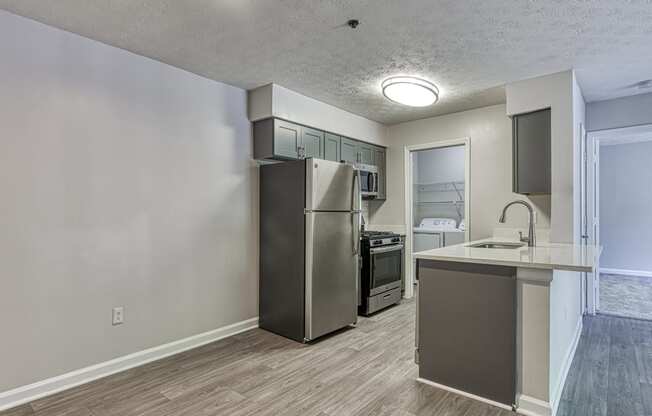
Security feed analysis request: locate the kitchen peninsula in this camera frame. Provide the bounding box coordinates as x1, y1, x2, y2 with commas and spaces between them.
413, 237, 601, 416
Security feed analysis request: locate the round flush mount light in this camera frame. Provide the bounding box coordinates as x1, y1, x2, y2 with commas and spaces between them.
381, 76, 439, 107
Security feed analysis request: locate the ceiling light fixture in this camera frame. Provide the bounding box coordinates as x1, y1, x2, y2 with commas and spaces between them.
381, 76, 439, 107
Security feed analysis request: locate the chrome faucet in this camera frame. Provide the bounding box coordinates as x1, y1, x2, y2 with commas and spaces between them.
498, 200, 536, 247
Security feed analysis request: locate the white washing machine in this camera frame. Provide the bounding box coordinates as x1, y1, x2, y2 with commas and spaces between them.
413, 218, 465, 252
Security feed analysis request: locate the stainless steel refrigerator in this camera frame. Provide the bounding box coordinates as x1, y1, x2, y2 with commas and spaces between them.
259, 158, 360, 342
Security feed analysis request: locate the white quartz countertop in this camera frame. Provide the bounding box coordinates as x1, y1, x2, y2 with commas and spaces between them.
413, 238, 601, 272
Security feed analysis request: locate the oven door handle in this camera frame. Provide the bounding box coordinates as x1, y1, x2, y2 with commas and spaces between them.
369, 244, 404, 254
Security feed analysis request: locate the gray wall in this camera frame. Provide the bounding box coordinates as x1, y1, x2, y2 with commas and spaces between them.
599, 140, 652, 272
415, 146, 465, 184
587, 92, 652, 131
371, 104, 551, 240
0, 11, 258, 391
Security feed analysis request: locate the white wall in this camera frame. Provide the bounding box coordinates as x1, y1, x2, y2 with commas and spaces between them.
587, 92, 652, 131
248, 84, 387, 146
546, 73, 585, 406
506, 71, 577, 244
371, 104, 550, 239
506, 71, 585, 409
0, 10, 258, 392
600, 140, 652, 272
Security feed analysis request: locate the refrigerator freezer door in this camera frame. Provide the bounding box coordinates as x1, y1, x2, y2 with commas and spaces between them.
306, 159, 357, 212
305, 211, 358, 341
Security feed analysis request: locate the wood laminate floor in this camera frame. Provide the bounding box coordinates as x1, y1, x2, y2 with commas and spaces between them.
2, 300, 512, 416
557, 314, 652, 416
6, 302, 649, 416
599, 273, 652, 320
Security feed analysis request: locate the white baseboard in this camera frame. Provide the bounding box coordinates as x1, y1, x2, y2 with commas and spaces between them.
517, 395, 552, 416
549, 316, 583, 416
416, 377, 513, 412
0, 317, 259, 412
601, 268, 652, 278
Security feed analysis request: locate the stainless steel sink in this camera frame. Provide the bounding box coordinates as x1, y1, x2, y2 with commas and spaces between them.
467, 241, 525, 249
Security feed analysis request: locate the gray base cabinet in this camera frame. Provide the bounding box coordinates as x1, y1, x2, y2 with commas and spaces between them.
416, 260, 516, 407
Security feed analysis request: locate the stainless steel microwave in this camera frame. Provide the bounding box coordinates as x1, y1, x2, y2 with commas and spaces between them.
355, 163, 378, 199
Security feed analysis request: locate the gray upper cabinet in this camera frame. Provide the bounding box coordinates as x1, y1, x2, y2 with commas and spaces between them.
340, 137, 374, 165
254, 118, 299, 160
254, 118, 323, 161
359, 143, 374, 165
340, 137, 359, 163
373, 146, 387, 200
301, 127, 324, 159
512, 109, 551, 194
324, 133, 341, 162
254, 118, 386, 202
274, 119, 301, 159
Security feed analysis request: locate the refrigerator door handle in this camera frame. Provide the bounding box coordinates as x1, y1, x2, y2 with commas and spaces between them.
352, 172, 360, 255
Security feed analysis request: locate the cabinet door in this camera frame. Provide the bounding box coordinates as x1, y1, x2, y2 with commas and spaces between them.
301, 127, 324, 159
274, 120, 301, 159
373, 146, 386, 199
359, 143, 374, 165
340, 137, 359, 163
324, 133, 341, 162
417, 260, 516, 406
513, 109, 551, 194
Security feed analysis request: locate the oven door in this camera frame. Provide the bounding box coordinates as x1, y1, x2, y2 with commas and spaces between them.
369, 244, 403, 296
359, 170, 378, 198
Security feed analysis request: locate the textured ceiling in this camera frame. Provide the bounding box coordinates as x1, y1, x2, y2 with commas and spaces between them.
1, 0, 651, 124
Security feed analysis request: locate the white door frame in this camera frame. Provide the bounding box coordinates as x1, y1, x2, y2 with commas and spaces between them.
579, 123, 588, 314
403, 138, 471, 299
586, 123, 652, 313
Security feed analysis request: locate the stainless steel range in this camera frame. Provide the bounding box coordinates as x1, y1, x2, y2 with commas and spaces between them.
359, 231, 404, 315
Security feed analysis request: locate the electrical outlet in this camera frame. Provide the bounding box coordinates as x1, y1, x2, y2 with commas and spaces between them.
112, 307, 124, 326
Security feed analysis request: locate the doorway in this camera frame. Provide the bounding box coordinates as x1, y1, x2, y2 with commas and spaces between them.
587, 124, 652, 320
404, 138, 470, 298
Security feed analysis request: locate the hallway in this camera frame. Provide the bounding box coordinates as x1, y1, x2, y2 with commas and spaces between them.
557, 314, 652, 416
600, 272, 652, 320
